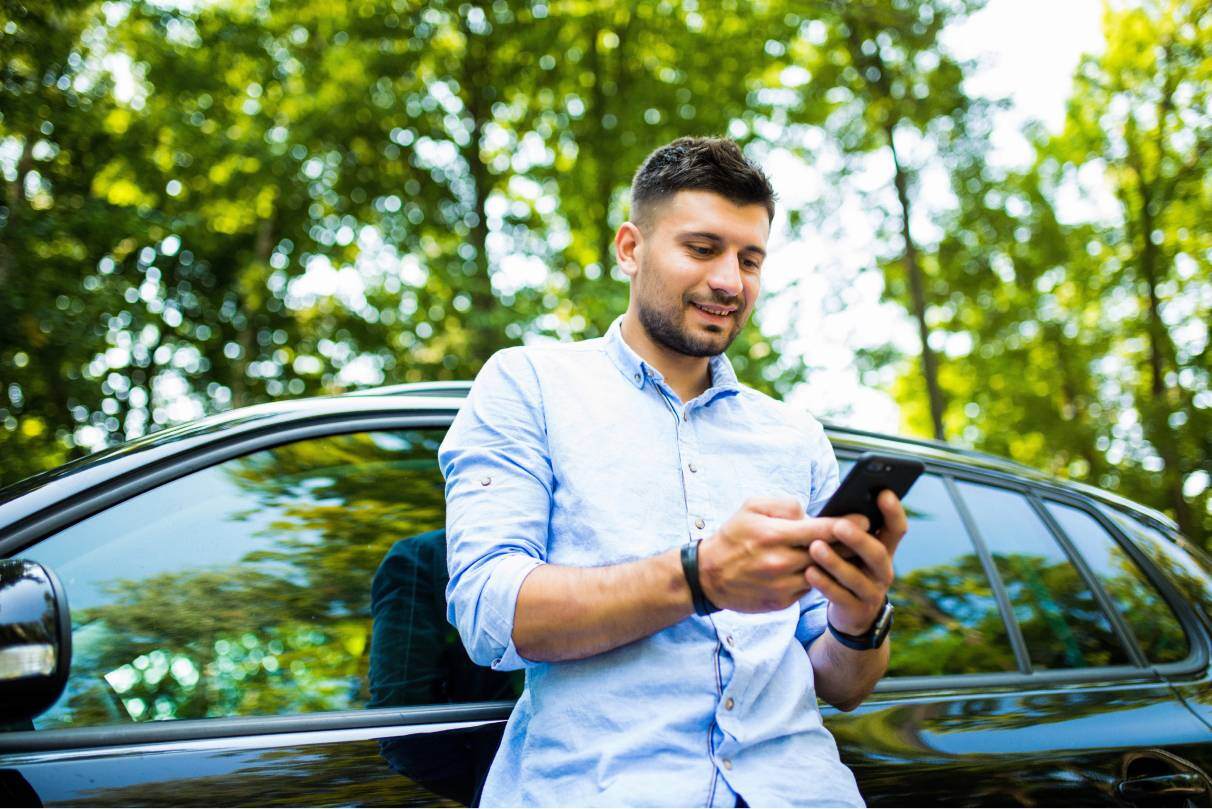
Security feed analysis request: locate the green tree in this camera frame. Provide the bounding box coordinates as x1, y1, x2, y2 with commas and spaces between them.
765, 0, 988, 439
1057, 0, 1211, 542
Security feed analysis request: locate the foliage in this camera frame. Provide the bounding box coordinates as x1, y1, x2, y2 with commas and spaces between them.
886, 1, 1210, 546
1, 0, 1208, 546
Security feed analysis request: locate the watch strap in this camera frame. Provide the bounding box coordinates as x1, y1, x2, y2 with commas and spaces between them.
827, 598, 893, 650
680, 540, 721, 616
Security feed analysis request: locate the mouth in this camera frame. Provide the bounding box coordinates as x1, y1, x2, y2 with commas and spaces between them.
690, 301, 737, 323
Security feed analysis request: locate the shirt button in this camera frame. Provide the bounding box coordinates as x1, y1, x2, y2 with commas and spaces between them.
480, 477, 492, 486
694, 517, 705, 529
725, 634, 735, 647
634, 373, 641, 383
722, 758, 733, 771
724, 697, 735, 711
688, 462, 697, 473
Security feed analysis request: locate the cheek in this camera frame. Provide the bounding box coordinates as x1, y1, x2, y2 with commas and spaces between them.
742, 276, 760, 307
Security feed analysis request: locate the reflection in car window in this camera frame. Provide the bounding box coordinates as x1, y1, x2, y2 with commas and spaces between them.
886, 474, 1017, 677
1102, 509, 1212, 629
955, 482, 1132, 670
22, 430, 519, 732
1045, 501, 1188, 664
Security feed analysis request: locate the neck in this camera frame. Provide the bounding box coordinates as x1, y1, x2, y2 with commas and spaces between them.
620, 309, 713, 403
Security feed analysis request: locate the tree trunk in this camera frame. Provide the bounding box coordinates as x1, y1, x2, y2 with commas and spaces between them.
1137, 191, 1194, 536
886, 124, 946, 440
458, 4, 501, 364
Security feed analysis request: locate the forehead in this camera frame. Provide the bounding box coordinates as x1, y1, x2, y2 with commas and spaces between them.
649, 190, 771, 247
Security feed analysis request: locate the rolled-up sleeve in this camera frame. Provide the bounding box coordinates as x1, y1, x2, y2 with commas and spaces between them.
439, 348, 552, 671
796, 415, 840, 646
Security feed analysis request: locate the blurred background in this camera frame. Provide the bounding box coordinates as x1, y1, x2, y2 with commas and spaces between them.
1, 0, 1208, 547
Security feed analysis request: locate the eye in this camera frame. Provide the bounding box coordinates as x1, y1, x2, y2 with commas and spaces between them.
688, 244, 713, 256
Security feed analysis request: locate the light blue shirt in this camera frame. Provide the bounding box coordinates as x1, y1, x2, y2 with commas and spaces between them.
439, 316, 863, 807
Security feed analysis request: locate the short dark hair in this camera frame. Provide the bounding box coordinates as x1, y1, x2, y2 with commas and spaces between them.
629, 136, 776, 230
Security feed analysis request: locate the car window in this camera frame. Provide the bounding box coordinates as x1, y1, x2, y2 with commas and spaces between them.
954, 481, 1132, 671
1102, 508, 1212, 620
18, 429, 519, 731
885, 474, 1018, 677
1045, 501, 1189, 664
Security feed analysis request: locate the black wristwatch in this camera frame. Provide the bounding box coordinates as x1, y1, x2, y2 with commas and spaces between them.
827, 598, 894, 650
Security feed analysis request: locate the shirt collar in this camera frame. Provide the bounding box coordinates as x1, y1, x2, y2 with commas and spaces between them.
604, 315, 741, 404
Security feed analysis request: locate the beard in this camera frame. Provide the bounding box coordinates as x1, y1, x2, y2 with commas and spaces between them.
633, 263, 745, 358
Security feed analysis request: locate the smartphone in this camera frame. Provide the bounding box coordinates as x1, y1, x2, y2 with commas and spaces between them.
818, 452, 924, 533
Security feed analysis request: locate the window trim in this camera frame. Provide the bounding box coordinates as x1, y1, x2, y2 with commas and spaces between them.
943, 474, 1031, 674
0, 701, 515, 756
873, 663, 1167, 695
0, 411, 458, 557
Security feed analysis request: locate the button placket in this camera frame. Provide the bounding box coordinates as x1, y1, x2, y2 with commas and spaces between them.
680, 411, 711, 543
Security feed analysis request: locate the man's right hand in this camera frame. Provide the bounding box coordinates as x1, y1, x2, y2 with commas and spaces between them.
697, 497, 843, 613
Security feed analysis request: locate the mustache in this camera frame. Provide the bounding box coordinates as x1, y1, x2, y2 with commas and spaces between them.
687, 293, 743, 309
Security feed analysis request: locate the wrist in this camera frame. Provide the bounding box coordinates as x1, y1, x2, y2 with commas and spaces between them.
696, 535, 725, 609
827, 598, 894, 650
680, 539, 721, 616
826, 603, 872, 636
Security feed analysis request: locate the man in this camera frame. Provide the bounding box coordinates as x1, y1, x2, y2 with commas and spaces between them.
439, 136, 907, 807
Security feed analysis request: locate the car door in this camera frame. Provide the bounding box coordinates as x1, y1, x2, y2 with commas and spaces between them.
0, 416, 517, 807
822, 461, 1212, 806
1100, 506, 1212, 735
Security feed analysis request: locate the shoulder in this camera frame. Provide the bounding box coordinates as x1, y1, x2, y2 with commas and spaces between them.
733, 385, 830, 444
480, 337, 609, 379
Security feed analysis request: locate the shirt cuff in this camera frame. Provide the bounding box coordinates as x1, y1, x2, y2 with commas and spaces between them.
483, 553, 546, 671
795, 589, 830, 646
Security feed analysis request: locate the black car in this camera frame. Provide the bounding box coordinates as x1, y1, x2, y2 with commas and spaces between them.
1, 383, 1210, 806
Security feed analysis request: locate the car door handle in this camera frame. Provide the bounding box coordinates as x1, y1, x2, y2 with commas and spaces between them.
1116, 771, 1206, 799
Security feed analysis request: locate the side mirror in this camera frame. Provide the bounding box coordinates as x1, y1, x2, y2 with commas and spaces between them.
0, 559, 71, 724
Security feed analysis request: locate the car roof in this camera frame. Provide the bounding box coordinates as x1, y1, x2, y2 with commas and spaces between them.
0, 380, 1178, 535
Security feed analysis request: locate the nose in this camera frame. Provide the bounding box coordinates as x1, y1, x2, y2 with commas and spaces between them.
706, 254, 743, 298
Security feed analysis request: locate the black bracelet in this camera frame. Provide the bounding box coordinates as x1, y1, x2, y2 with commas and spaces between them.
680, 539, 721, 616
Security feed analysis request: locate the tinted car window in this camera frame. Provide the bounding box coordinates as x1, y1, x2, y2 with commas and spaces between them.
886, 474, 1018, 677
954, 481, 1132, 670
20, 430, 517, 731
1045, 501, 1188, 664
1103, 508, 1212, 620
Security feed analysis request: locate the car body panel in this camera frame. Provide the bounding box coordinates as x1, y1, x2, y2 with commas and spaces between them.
828, 678, 1212, 806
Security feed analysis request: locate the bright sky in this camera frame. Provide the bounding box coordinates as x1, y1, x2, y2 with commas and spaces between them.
771, 0, 1107, 435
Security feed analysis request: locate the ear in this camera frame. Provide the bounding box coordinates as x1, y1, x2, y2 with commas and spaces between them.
615, 222, 643, 280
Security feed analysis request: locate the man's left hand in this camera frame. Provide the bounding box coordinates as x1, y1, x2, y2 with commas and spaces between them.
804, 489, 908, 636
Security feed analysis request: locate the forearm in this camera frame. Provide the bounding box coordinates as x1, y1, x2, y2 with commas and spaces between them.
512, 548, 695, 662
808, 632, 889, 712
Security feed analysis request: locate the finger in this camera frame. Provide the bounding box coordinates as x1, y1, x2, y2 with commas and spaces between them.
764, 545, 814, 574
840, 512, 871, 533
805, 564, 862, 611
828, 521, 894, 587
876, 490, 909, 551
770, 516, 843, 548
745, 496, 806, 521
808, 540, 883, 602
775, 576, 814, 605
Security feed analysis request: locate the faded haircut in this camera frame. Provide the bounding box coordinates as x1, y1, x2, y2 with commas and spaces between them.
629, 136, 776, 231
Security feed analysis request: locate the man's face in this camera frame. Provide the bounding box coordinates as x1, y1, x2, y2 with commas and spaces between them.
629, 190, 770, 357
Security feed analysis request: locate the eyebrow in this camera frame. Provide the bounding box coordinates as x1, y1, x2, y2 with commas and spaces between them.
679, 231, 767, 259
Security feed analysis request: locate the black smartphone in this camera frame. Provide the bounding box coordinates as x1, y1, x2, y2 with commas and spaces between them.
818, 453, 924, 533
